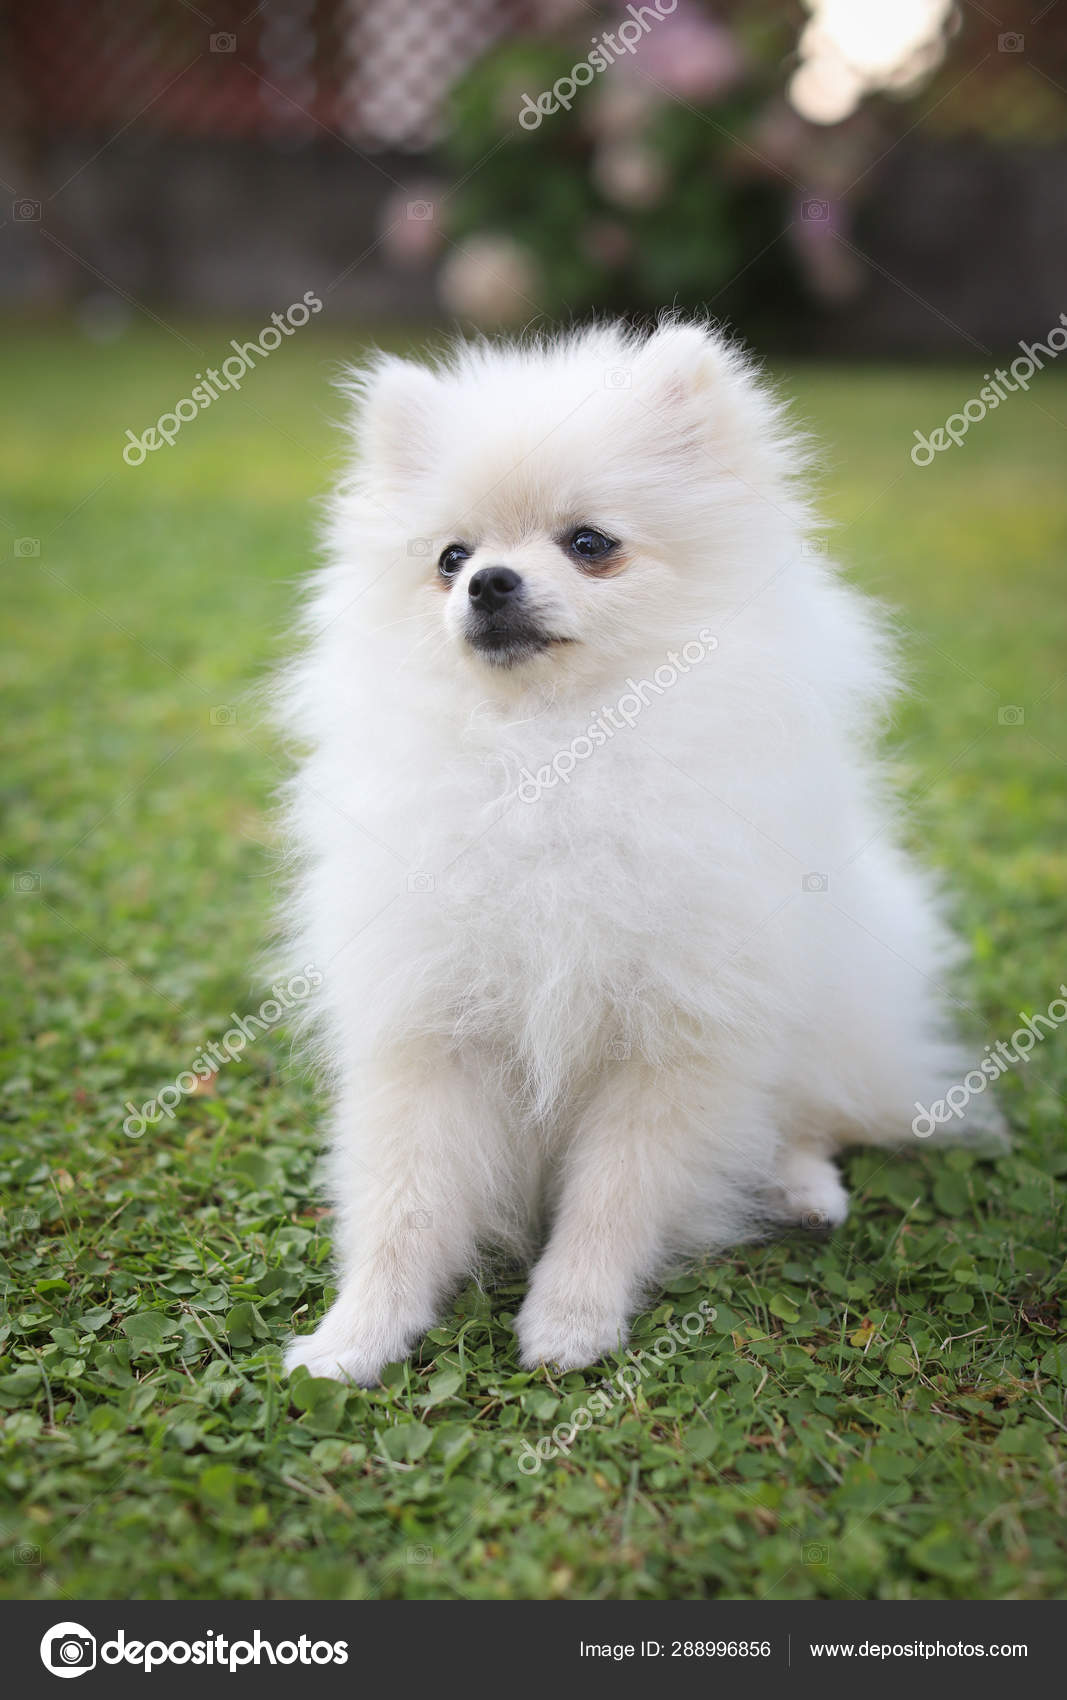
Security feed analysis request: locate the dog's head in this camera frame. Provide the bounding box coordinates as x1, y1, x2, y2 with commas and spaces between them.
343, 321, 806, 694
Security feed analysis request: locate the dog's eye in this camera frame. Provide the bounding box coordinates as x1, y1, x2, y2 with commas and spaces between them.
438, 543, 471, 580
567, 527, 617, 565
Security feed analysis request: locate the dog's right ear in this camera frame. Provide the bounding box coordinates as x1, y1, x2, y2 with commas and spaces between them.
343, 356, 439, 488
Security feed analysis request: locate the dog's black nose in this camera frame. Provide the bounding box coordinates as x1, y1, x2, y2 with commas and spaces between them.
468, 567, 521, 611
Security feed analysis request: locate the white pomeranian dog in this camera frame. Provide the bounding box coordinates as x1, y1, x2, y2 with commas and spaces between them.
279, 318, 1000, 1384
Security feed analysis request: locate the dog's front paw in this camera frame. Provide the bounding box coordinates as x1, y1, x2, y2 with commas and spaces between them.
284, 1332, 382, 1386
515, 1292, 629, 1373
284, 1313, 392, 1387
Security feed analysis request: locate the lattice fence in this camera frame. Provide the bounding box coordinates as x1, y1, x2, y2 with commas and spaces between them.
2, 0, 531, 151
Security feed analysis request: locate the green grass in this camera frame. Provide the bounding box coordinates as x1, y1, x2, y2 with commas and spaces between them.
1, 321, 1066, 1601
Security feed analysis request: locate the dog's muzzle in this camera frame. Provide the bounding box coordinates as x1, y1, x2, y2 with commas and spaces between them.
464, 566, 556, 666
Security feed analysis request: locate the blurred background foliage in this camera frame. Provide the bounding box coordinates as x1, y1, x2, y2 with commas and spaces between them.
1, 0, 1065, 352
443, 18, 797, 327
436, 0, 1067, 334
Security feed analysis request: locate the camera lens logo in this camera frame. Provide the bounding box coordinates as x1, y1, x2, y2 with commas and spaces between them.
41, 1623, 97, 1679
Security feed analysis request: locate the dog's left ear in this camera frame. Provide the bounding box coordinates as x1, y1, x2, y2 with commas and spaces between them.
636, 322, 789, 482
639, 322, 728, 406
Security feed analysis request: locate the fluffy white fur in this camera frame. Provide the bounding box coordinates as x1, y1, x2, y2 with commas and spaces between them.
278, 318, 1001, 1384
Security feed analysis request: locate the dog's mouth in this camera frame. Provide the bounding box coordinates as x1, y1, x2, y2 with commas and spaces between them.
465, 617, 573, 669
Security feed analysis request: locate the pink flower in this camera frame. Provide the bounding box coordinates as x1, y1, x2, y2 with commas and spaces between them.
636, 5, 744, 103
593, 140, 667, 209
588, 76, 657, 142
379, 189, 443, 270
790, 195, 864, 303
438, 236, 541, 325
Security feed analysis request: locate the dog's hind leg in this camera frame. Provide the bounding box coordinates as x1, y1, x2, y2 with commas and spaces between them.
516, 1058, 776, 1371
773, 1144, 850, 1229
